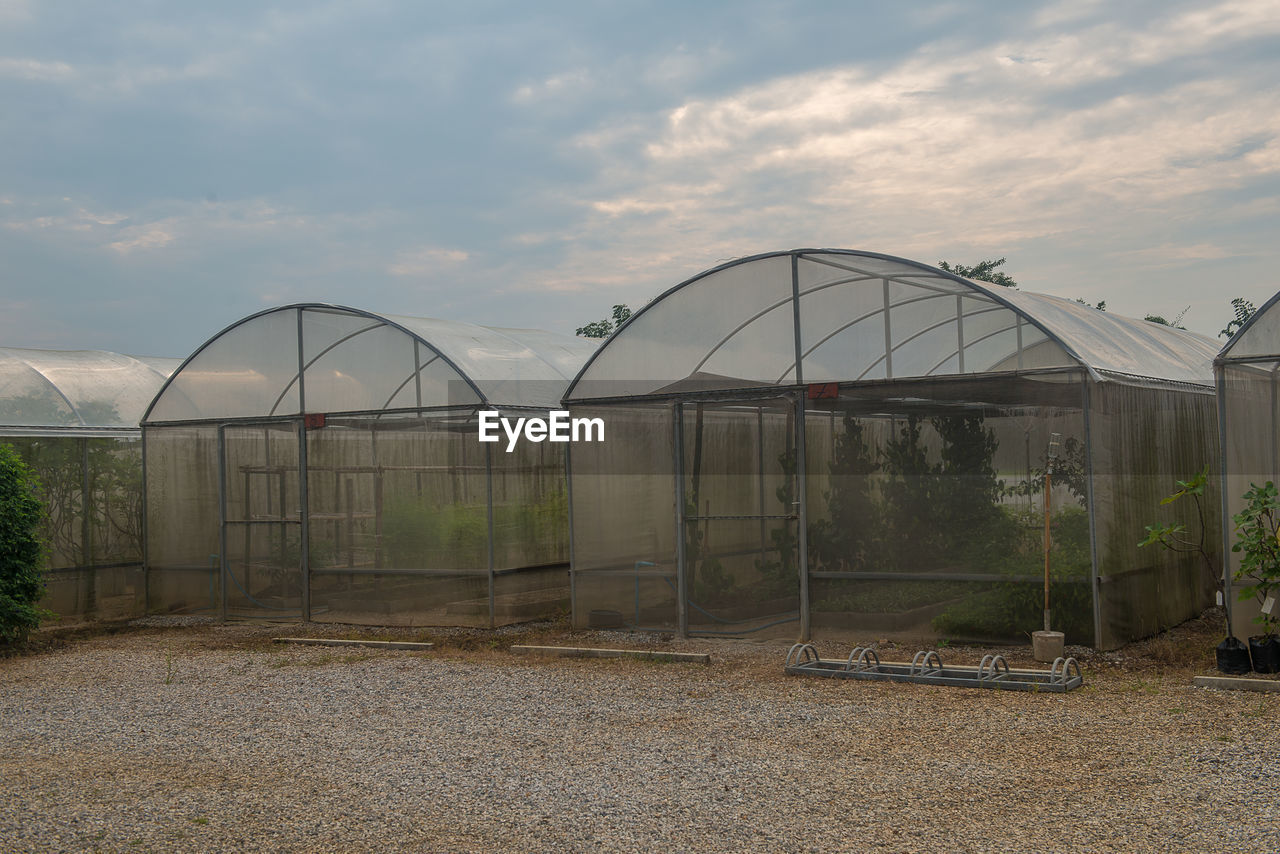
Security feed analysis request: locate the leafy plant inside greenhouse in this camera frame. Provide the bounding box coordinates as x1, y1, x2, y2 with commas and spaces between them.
1230, 481, 1280, 639
1, 442, 49, 646
802, 411, 1093, 639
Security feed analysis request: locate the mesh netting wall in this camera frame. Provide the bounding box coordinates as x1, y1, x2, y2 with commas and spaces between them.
1088, 380, 1219, 649
1220, 361, 1276, 637
7, 436, 146, 623
145, 425, 222, 615
803, 374, 1094, 646
568, 404, 679, 630
145, 410, 573, 626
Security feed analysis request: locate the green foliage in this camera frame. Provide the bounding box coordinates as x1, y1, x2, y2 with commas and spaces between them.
576, 304, 632, 338
1075, 298, 1107, 311
1138, 466, 1223, 631
0, 443, 49, 646
1230, 481, 1280, 637
937, 258, 1017, 288
1143, 306, 1189, 329
381, 500, 490, 569
931, 507, 1094, 640
1006, 436, 1088, 504
880, 415, 943, 568
1219, 297, 1256, 340
808, 413, 881, 572
753, 447, 798, 599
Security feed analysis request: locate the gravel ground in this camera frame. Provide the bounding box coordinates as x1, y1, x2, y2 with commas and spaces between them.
2, 615, 1278, 853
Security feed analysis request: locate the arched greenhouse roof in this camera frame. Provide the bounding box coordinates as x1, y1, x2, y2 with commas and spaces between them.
565, 249, 1219, 402
0, 347, 181, 436
143, 304, 599, 424
1217, 290, 1280, 362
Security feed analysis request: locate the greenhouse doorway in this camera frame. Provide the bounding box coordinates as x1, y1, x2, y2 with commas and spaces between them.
676, 397, 802, 637
218, 421, 308, 620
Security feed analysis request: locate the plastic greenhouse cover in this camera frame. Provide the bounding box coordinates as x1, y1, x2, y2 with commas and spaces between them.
0, 347, 180, 430
565, 250, 1218, 400
145, 305, 598, 423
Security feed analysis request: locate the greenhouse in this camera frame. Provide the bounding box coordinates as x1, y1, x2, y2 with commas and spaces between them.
0, 346, 180, 622
565, 249, 1221, 649
143, 304, 596, 626
1217, 292, 1280, 638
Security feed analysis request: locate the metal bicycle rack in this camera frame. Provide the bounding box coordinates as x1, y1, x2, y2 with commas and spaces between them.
784, 643, 1084, 693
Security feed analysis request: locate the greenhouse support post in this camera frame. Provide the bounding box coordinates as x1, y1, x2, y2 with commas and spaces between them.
565, 442, 577, 621
141, 429, 150, 614
1216, 368, 1232, 627
486, 439, 495, 629
217, 426, 229, 622
1083, 378, 1102, 647
673, 401, 688, 638
789, 252, 811, 641
298, 418, 311, 622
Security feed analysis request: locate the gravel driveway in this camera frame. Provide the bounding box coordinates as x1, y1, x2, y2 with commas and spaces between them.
2, 616, 1278, 853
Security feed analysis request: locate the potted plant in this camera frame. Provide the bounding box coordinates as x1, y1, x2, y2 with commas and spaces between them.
1140, 467, 1251, 674
1230, 481, 1280, 673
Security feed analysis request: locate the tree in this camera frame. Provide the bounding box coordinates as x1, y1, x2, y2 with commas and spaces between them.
937, 258, 1017, 288
1220, 297, 1256, 340
576, 304, 632, 338
1076, 299, 1107, 311
1, 443, 47, 646
1144, 306, 1188, 329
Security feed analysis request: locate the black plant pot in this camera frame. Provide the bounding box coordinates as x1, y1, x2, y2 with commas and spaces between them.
1248, 635, 1280, 674
1217, 636, 1253, 674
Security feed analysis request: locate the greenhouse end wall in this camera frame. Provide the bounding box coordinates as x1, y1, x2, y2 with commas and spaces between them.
1220, 360, 1277, 638
1089, 381, 1220, 649
145, 408, 574, 627
566, 373, 1220, 649
8, 436, 147, 623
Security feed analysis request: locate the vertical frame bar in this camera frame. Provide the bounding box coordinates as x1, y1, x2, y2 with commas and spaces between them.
882, 279, 893, 379
141, 427, 150, 614
791, 253, 811, 641
673, 401, 688, 638
955, 295, 966, 374
1082, 376, 1102, 648
1217, 366, 1233, 631
565, 441, 578, 626
298, 419, 311, 622
217, 424, 229, 623
486, 440, 496, 629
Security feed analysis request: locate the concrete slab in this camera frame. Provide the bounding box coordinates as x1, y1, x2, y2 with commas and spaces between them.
510, 645, 709, 664
273, 637, 434, 651
1192, 675, 1280, 693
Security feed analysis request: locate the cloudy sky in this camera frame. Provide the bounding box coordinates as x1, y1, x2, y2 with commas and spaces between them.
2, 0, 1279, 356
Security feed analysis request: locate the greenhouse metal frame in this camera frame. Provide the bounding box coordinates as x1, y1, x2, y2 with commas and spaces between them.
564, 250, 1221, 649
0, 346, 180, 623
1216, 291, 1280, 637
143, 304, 596, 627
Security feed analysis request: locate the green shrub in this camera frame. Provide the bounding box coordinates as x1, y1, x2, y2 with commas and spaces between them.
0, 443, 48, 646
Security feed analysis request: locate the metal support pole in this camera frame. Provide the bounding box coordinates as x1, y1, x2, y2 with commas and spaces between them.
565, 442, 577, 626
791, 253, 811, 641
795, 394, 812, 642
298, 419, 311, 622
673, 402, 688, 638
217, 426, 228, 622
141, 428, 150, 614
1082, 378, 1102, 647
486, 441, 496, 630
1043, 466, 1052, 632
1217, 368, 1233, 632
81, 437, 94, 618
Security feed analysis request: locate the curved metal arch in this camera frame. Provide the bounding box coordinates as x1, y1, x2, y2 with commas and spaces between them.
142, 303, 489, 424
0, 351, 86, 426
563, 249, 1098, 401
